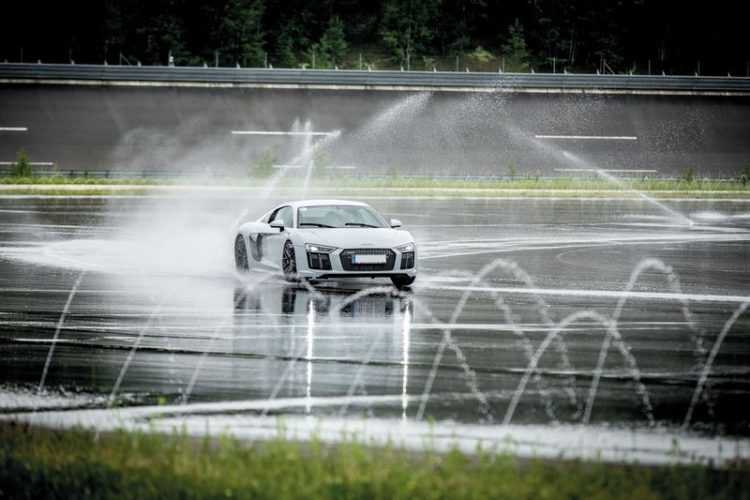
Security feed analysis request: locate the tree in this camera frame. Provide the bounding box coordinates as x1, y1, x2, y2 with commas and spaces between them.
102, 0, 125, 63
221, 0, 265, 67
134, 0, 188, 65
379, 0, 441, 69
318, 16, 348, 68
437, 0, 486, 56
501, 19, 530, 72
10, 149, 32, 177
273, 27, 296, 67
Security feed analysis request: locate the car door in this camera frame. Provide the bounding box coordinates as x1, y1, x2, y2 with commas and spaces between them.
262, 205, 293, 269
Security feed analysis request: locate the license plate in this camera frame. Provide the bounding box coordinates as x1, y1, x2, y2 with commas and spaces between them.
353, 254, 386, 264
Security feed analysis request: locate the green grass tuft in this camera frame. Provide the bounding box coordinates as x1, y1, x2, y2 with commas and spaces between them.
1, 422, 748, 499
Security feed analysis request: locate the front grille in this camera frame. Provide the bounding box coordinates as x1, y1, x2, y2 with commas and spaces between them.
340, 248, 396, 271
307, 252, 332, 270
400, 251, 415, 269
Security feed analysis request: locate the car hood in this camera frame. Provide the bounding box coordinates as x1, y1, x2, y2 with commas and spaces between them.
297, 228, 413, 249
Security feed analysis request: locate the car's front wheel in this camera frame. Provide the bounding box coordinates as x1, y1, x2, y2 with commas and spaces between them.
391, 275, 415, 288
234, 234, 249, 272
282, 240, 298, 282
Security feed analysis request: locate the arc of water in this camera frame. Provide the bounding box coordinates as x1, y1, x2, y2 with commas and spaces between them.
486, 289, 558, 422
412, 296, 492, 422
504, 310, 654, 427
452, 259, 580, 409
503, 122, 694, 226
438, 271, 560, 421
418, 258, 581, 422
37, 270, 88, 398
585, 257, 709, 423
261, 94, 431, 201
592, 167, 694, 227
683, 301, 750, 429
254, 120, 341, 201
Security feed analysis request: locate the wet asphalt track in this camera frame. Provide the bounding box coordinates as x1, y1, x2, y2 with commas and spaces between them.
1, 194, 749, 439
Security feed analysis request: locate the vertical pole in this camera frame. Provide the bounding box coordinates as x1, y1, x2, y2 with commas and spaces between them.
215, 50, 218, 68
648, 59, 651, 75
312, 51, 315, 69
264, 52, 268, 68
455, 55, 459, 72
359, 53, 362, 70
20, 47, 23, 63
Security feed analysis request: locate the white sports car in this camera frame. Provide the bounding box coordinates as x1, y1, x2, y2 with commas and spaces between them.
234, 200, 417, 287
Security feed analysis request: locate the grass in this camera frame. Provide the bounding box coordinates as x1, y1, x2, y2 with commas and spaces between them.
1, 422, 749, 499
1, 175, 750, 198
0, 175, 162, 186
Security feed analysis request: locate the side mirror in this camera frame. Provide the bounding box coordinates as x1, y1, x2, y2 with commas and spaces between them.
269, 220, 285, 231
390, 218, 402, 228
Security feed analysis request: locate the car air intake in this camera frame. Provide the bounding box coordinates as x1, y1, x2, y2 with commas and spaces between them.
400, 251, 415, 269
307, 251, 332, 270
340, 249, 396, 271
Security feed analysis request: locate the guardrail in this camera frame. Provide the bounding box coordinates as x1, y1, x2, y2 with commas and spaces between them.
2, 63, 750, 94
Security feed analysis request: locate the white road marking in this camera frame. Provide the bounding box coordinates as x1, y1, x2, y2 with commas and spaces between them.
273, 164, 356, 169
555, 168, 657, 173
535, 134, 637, 140
0, 161, 55, 166
231, 130, 335, 136
431, 284, 750, 304
0, 127, 28, 132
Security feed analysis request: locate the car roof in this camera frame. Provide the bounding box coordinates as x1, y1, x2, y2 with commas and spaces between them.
280, 199, 370, 209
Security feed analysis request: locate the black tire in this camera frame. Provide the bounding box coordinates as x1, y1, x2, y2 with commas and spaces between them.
282, 240, 298, 282
234, 234, 249, 271
391, 275, 415, 288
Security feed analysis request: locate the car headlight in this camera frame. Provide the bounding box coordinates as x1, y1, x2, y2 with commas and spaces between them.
305, 243, 337, 253
396, 242, 415, 252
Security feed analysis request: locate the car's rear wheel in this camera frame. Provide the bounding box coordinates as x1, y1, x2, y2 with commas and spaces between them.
391, 275, 415, 288
282, 240, 298, 282
234, 234, 249, 272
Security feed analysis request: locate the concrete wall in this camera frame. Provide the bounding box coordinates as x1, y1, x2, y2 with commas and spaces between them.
1, 82, 748, 177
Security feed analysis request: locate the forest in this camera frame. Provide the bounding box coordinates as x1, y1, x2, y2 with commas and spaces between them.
1, 0, 746, 76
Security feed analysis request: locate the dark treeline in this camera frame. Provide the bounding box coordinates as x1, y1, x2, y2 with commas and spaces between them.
1, 0, 746, 75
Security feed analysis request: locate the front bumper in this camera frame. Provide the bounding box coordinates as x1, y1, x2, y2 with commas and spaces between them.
295, 244, 417, 280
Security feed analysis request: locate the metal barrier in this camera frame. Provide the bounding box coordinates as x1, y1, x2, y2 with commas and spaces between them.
2, 63, 750, 94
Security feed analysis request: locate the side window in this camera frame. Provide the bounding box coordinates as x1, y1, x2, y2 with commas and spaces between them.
269, 206, 292, 226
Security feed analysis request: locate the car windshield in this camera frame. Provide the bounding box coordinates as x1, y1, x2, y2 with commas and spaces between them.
297, 205, 387, 229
